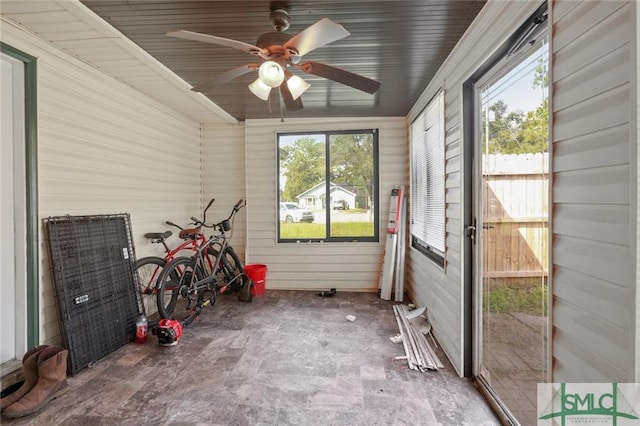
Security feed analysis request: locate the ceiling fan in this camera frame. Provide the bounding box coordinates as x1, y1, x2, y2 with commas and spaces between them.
166, 7, 381, 112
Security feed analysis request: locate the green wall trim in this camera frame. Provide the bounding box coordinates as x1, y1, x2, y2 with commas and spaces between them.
1, 42, 39, 347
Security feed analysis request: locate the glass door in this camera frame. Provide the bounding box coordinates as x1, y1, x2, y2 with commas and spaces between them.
1, 52, 27, 372
475, 34, 549, 425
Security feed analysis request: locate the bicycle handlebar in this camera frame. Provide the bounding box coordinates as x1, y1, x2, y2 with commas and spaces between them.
193, 199, 246, 231
203, 198, 215, 223
184, 198, 218, 228
163, 199, 220, 238
165, 220, 183, 230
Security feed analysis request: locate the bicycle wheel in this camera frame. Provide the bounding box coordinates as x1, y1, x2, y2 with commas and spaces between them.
209, 246, 244, 292
155, 256, 205, 325
224, 247, 253, 302
135, 256, 165, 319
215, 247, 252, 303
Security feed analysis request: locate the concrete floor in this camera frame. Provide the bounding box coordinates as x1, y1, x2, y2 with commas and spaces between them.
484, 312, 546, 426
2, 291, 499, 425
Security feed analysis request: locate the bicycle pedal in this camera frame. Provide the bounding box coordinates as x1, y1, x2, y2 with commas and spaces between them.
204, 290, 216, 305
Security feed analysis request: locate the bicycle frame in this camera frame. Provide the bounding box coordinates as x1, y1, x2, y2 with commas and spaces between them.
171, 200, 248, 305
139, 236, 214, 296
185, 234, 239, 295
138, 199, 218, 295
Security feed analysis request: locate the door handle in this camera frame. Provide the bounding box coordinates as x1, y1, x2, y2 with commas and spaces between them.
465, 224, 476, 242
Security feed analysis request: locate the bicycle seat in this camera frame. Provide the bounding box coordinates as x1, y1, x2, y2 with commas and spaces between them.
144, 231, 172, 240
179, 228, 201, 239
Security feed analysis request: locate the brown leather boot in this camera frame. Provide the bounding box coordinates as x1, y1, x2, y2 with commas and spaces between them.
0, 345, 49, 412
2, 346, 69, 419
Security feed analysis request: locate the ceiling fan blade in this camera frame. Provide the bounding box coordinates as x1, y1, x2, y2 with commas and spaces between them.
167, 30, 266, 56
300, 61, 381, 94
191, 64, 258, 93
280, 84, 304, 111
284, 18, 350, 57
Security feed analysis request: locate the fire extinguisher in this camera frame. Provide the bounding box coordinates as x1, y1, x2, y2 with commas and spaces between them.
136, 313, 148, 343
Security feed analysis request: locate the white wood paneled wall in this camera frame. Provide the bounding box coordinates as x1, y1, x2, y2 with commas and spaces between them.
2, 19, 203, 346
244, 117, 407, 291
551, 0, 636, 382
201, 123, 247, 260
405, 0, 543, 376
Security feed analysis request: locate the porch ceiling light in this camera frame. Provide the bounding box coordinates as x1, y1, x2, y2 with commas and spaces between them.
248, 78, 271, 101
286, 75, 310, 100
258, 61, 285, 88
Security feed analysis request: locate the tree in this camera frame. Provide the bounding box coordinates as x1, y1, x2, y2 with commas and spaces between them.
330, 133, 374, 209
518, 57, 549, 153
279, 133, 375, 209
280, 137, 325, 202
484, 56, 549, 155
485, 100, 526, 154
520, 99, 548, 153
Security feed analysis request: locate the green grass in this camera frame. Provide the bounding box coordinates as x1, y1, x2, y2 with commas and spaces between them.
331, 222, 374, 237
483, 284, 547, 316
280, 223, 326, 239
334, 208, 369, 214
280, 222, 374, 239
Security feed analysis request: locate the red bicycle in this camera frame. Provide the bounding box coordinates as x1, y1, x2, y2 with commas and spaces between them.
135, 200, 216, 319
154, 199, 252, 326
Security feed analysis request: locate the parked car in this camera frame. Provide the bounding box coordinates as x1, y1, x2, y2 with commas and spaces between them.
280, 202, 314, 223
332, 199, 349, 210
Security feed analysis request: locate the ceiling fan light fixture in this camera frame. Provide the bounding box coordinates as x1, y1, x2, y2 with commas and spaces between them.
287, 75, 310, 100
258, 61, 285, 88
169, 14, 381, 114
248, 78, 271, 101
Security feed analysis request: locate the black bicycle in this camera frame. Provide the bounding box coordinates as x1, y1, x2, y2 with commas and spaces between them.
154, 199, 252, 325
135, 200, 215, 320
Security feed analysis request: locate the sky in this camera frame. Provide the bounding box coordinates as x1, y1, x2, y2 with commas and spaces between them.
482, 42, 548, 115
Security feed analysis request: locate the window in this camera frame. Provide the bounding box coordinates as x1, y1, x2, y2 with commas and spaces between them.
277, 130, 379, 242
411, 91, 445, 266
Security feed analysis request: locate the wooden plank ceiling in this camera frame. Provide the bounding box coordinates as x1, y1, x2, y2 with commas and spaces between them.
80, 1, 486, 121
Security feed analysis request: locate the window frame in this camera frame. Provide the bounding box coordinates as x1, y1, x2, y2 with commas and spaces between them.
410, 91, 446, 267
276, 129, 380, 243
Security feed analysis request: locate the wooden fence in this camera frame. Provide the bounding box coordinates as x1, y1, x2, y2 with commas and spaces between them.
482, 153, 548, 284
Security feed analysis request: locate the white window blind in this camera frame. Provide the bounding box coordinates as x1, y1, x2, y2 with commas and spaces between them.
411, 91, 445, 258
